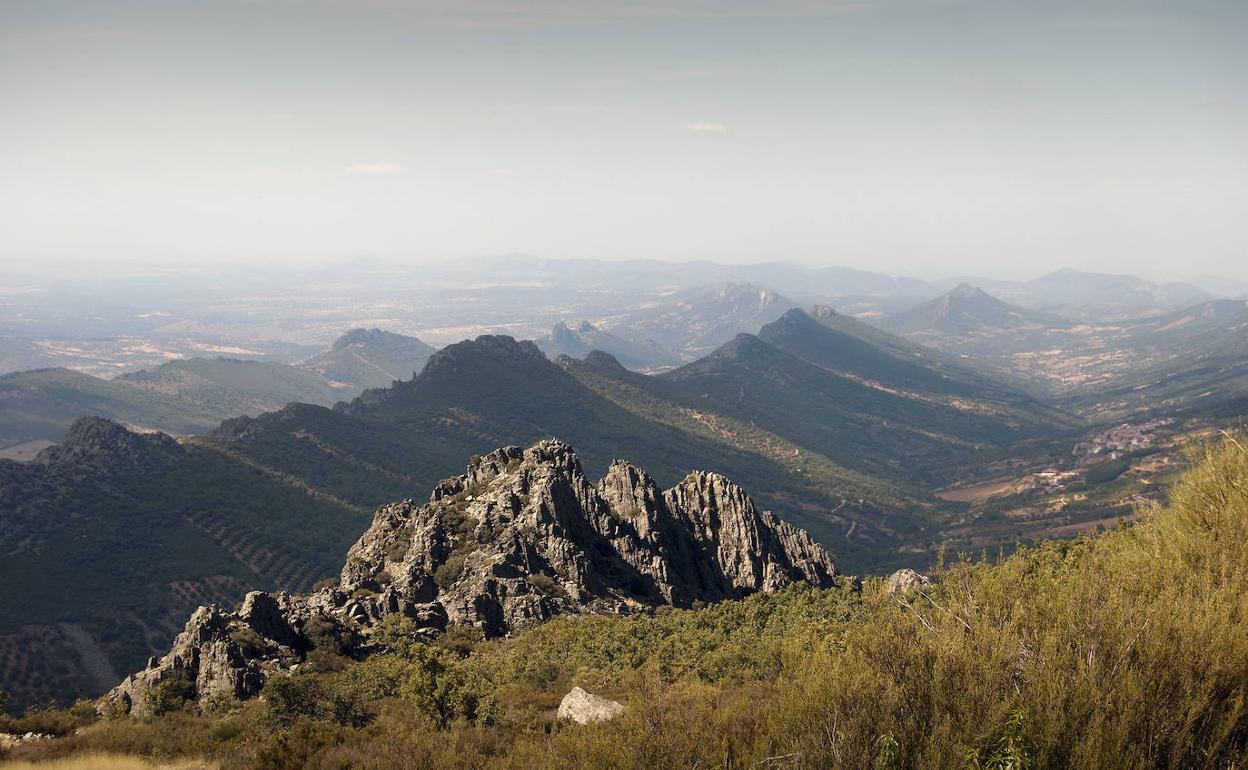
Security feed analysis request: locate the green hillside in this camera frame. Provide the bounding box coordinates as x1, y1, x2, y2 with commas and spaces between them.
0, 358, 350, 448
296, 328, 435, 391
0, 368, 220, 446
0, 419, 367, 709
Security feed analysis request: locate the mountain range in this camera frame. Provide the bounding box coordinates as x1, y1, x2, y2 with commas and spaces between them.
590, 282, 802, 361
0, 312, 1070, 709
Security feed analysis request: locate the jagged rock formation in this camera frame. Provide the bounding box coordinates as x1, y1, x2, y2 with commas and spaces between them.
106, 439, 839, 715
558, 687, 625, 724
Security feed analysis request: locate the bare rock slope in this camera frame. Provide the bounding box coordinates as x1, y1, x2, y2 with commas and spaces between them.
108, 439, 839, 715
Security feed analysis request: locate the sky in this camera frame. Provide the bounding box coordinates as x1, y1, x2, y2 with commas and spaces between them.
1, 0, 1245, 281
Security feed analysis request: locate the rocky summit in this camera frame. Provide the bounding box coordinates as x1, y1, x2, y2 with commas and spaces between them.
106, 439, 839, 716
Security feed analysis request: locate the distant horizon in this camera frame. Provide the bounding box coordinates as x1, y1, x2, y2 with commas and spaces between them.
3, 252, 1246, 289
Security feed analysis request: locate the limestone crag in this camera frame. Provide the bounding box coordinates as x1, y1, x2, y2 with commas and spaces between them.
107, 439, 839, 715
557, 687, 625, 724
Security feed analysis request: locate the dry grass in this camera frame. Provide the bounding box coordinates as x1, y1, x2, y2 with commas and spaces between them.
0, 754, 214, 770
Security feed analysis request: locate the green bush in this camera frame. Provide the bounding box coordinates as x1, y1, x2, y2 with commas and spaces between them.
229, 627, 266, 657
144, 678, 195, 717
433, 551, 468, 588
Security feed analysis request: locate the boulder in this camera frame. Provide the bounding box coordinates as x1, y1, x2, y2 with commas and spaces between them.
885, 568, 932, 595
557, 687, 626, 725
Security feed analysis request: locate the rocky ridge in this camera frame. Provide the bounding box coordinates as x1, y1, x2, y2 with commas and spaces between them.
106, 439, 839, 716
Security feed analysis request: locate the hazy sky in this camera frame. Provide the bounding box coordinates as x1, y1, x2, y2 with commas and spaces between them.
1, 0, 1245, 280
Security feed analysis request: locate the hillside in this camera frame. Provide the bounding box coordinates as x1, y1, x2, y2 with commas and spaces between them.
0, 368, 219, 447
118, 357, 347, 414
9, 435, 1248, 770
761, 308, 1010, 399
1058, 299, 1248, 420
0, 357, 348, 448
0, 418, 367, 710
654, 333, 1060, 484
296, 328, 435, 391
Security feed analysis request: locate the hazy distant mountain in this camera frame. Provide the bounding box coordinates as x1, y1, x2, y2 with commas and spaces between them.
297, 328, 435, 390
1023, 269, 1210, 309
600, 282, 802, 360
880, 283, 1061, 337
1186, 275, 1248, 299
936, 269, 1212, 315
466, 256, 938, 300
1, 356, 352, 448
534, 320, 680, 370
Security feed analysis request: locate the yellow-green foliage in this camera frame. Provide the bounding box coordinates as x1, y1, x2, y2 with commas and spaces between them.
0, 756, 213, 770
17, 436, 1248, 769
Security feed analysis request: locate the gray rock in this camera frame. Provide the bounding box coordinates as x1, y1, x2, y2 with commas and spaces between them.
885, 568, 932, 595
106, 439, 840, 714
557, 687, 626, 724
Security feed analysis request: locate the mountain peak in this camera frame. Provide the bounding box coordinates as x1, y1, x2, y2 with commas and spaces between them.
709, 333, 773, 360
331, 328, 401, 350
883, 282, 1053, 335
579, 349, 630, 375
107, 439, 838, 716
424, 335, 546, 373
770, 307, 822, 332
38, 416, 182, 471
949, 282, 987, 299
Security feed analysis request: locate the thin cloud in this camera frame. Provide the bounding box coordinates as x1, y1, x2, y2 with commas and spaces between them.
686, 122, 728, 133
346, 161, 404, 176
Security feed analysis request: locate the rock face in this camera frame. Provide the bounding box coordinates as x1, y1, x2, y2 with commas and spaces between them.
885, 568, 932, 595
557, 687, 625, 725
106, 439, 839, 715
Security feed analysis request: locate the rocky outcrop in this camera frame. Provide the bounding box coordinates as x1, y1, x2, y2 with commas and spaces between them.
885, 568, 932, 595
558, 687, 625, 724
106, 439, 839, 715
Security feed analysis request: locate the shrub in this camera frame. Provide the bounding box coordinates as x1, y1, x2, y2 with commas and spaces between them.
526, 573, 562, 596
433, 551, 468, 588
229, 627, 265, 657
144, 679, 195, 717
